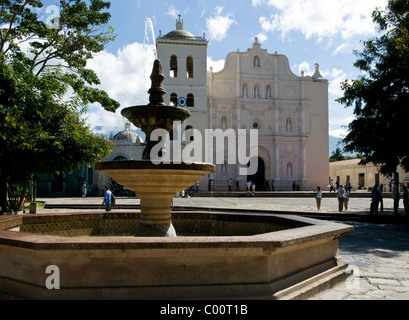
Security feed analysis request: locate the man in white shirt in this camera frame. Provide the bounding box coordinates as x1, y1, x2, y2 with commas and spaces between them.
337, 185, 345, 212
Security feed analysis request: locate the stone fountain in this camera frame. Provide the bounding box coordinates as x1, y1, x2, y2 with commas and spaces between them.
0, 59, 353, 300
95, 60, 215, 237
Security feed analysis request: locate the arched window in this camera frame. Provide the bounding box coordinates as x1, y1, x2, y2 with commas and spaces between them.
170, 93, 178, 106
254, 56, 260, 68
187, 94, 194, 107
170, 55, 178, 78
186, 56, 194, 78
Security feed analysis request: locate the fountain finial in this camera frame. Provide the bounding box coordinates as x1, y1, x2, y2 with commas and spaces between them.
148, 59, 166, 106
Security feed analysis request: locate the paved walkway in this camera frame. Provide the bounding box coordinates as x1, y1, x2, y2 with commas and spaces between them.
37, 194, 409, 300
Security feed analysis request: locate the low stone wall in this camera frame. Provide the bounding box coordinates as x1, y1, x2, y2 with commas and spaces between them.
0, 212, 353, 300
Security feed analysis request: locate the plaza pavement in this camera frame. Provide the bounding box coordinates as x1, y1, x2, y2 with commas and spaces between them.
37, 192, 409, 300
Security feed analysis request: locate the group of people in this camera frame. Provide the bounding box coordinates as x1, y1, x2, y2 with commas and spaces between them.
87, 178, 409, 215
82, 181, 116, 212
315, 184, 350, 212
227, 179, 276, 192
246, 180, 256, 196
317, 180, 409, 215
371, 183, 409, 216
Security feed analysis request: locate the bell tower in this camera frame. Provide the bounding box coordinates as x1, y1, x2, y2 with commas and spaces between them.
156, 16, 210, 170
156, 16, 208, 112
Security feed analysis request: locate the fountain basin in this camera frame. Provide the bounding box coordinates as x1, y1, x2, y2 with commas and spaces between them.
95, 161, 216, 237
0, 211, 353, 300
121, 105, 191, 134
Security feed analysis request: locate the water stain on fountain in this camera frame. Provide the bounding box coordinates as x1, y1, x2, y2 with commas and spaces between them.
95, 60, 216, 237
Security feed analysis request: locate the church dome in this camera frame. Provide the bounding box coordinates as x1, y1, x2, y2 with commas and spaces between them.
163, 16, 198, 41
113, 123, 144, 145
164, 29, 197, 40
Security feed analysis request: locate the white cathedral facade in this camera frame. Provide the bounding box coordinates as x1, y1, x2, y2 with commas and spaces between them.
155, 17, 329, 191
39, 18, 329, 197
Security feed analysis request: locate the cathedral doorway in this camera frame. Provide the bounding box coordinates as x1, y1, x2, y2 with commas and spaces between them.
247, 157, 265, 192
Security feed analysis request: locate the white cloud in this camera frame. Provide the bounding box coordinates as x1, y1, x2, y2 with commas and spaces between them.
329, 128, 348, 139
206, 6, 236, 42
207, 57, 225, 73
166, 6, 179, 19
259, 0, 387, 41
165, 5, 189, 19
324, 68, 348, 96
252, 0, 264, 6
294, 62, 348, 97
254, 33, 268, 44
293, 61, 313, 76
84, 42, 156, 135
332, 43, 347, 56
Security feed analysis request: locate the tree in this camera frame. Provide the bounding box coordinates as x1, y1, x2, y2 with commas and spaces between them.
337, 0, 409, 176
330, 147, 346, 162
0, 0, 119, 213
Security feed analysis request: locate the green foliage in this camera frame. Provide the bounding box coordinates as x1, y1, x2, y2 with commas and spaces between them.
337, 0, 409, 176
0, 0, 119, 112
0, 1, 119, 213
330, 147, 346, 162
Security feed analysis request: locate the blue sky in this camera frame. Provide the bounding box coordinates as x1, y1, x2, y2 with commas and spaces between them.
80, 0, 388, 139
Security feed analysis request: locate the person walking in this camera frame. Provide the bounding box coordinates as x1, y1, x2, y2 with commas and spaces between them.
330, 179, 335, 193
346, 180, 351, 192
343, 185, 350, 210
315, 186, 322, 210
337, 185, 345, 212
228, 178, 232, 191
378, 184, 384, 212
251, 183, 256, 197
370, 185, 381, 215
392, 181, 400, 216
81, 180, 87, 198
102, 186, 112, 212
403, 186, 409, 215
235, 180, 240, 191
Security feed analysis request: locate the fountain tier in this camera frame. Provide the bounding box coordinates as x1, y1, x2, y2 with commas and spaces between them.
96, 59, 215, 236
96, 161, 215, 237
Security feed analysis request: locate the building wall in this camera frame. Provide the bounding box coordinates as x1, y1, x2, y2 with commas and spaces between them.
208, 40, 329, 190
329, 159, 409, 191
156, 27, 210, 191
155, 22, 329, 191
